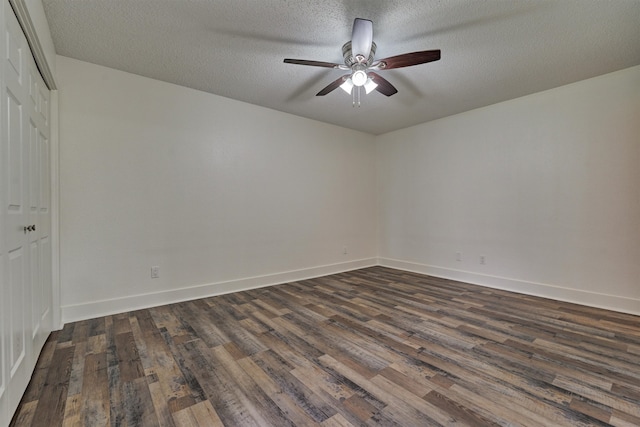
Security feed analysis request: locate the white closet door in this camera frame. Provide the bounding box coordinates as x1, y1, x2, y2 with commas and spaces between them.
1, 5, 32, 422
0, 2, 52, 424
27, 39, 52, 358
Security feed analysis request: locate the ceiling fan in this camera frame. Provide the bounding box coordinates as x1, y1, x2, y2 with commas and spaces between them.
284, 18, 441, 102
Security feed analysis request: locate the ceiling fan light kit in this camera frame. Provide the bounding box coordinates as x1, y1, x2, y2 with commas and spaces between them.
284, 18, 441, 106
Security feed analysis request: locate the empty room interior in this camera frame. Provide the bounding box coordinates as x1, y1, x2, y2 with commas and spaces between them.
2, 1, 640, 426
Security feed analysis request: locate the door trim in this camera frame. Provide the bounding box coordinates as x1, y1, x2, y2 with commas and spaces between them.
7, 0, 56, 90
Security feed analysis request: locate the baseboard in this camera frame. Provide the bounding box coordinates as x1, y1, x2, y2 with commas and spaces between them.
60, 256, 639, 323
61, 258, 377, 324
377, 257, 640, 316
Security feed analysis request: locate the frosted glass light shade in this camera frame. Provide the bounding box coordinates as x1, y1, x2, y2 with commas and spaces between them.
352, 70, 367, 86
364, 78, 378, 94
340, 78, 354, 94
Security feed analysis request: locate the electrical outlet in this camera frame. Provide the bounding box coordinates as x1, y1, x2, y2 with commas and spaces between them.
456, 252, 462, 262
151, 266, 160, 278
479, 256, 486, 265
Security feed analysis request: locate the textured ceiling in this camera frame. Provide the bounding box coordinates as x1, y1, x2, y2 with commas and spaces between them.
42, 0, 640, 135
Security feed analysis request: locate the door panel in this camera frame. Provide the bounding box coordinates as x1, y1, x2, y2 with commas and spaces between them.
30, 240, 40, 340
40, 236, 51, 321
6, 90, 22, 212
8, 248, 25, 378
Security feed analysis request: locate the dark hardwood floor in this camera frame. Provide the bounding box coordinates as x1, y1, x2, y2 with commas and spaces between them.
11, 267, 640, 426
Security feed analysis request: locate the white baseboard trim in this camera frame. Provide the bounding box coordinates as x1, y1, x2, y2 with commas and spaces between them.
61, 258, 377, 324
377, 257, 640, 316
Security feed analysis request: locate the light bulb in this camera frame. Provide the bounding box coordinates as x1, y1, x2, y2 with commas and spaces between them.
352, 70, 367, 86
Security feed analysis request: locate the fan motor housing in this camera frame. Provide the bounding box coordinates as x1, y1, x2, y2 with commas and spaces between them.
342, 41, 376, 67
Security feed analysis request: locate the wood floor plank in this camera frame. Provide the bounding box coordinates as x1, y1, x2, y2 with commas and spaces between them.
256, 349, 337, 421
28, 344, 75, 427
12, 266, 640, 426
114, 331, 144, 382
79, 352, 109, 426
236, 353, 322, 426
172, 400, 224, 427
122, 377, 160, 426
9, 401, 37, 427
422, 390, 500, 426
210, 345, 297, 427
60, 395, 81, 427
177, 339, 265, 426
319, 353, 454, 426
289, 364, 354, 403
147, 380, 176, 427
189, 400, 224, 426
320, 413, 355, 427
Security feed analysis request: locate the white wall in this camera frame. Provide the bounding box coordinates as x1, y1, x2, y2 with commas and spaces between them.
58, 55, 639, 322
57, 56, 377, 322
377, 65, 640, 314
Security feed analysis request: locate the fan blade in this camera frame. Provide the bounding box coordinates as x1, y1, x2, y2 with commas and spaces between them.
316, 74, 349, 96
368, 72, 398, 96
351, 18, 373, 60
377, 49, 441, 70
284, 59, 342, 68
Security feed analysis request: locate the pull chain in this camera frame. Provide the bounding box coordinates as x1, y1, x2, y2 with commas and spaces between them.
352, 86, 362, 107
